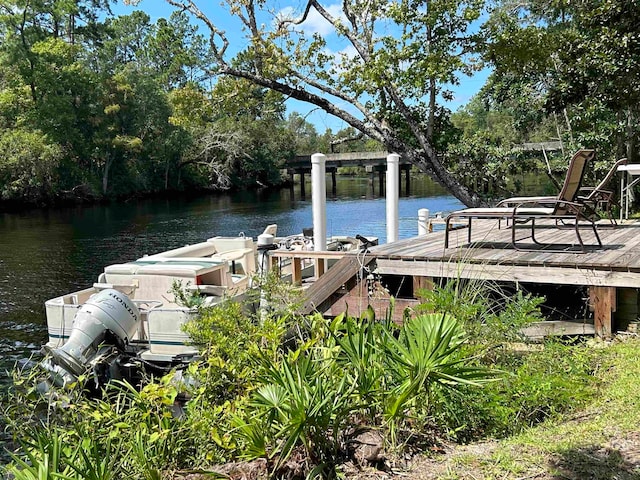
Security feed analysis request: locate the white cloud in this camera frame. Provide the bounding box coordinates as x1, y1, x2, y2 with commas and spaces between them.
304, 3, 345, 36
334, 44, 358, 63
276, 3, 345, 37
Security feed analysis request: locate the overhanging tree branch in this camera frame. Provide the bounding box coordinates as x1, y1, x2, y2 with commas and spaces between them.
163, 0, 485, 207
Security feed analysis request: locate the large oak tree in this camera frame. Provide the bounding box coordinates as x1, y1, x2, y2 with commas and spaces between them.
150, 0, 486, 206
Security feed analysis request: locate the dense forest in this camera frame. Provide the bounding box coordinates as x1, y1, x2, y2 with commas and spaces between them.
1, 0, 638, 207
0, 1, 354, 206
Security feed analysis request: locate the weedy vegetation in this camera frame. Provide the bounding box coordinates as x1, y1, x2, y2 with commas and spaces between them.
2, 276, 610, 479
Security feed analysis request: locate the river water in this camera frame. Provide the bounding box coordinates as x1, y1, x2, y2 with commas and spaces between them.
0, 175, 465, 371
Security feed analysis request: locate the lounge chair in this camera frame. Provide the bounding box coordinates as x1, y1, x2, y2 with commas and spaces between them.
444, 149, 602, 252
498, 157, 628, 225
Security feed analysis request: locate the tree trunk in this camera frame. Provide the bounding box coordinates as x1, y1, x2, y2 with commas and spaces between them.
102, 155, 113, 195
626, 108, 636, 163
616, 110, 626, 160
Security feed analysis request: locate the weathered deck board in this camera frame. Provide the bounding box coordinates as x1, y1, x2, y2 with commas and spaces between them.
295, 220, 640, 337
370, 220, 640, 287
299, 254, 374, 315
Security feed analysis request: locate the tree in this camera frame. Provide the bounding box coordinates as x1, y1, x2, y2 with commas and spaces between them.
0, 0, 111, 101
143, 0, 487, 206
485, 0, 640, 162
0, 128, 63, 201
286, 112, 326, 154
145, 12, 207, 90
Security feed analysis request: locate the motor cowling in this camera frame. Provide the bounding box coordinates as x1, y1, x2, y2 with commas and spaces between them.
43, 289, 140, 387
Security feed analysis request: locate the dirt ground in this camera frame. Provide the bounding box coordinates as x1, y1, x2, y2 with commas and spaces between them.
176, 429, 640, 479
344, 431, 640, 480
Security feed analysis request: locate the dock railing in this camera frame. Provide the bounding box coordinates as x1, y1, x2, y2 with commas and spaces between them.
269, 250, 349, 285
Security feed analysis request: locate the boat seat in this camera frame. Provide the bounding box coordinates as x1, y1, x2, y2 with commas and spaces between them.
136, 263, 224, 277
187, 284, 228, 296
210, 248, 255, 274
104, 263, 141, 275
133, 258, 226, 267
142, 242, 218, 260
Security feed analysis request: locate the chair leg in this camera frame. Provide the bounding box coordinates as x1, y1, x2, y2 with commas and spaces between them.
591, 222, 602, 246
445, 217, 451, 248
607, 204, 617, 226
529, 218, 542, 245
574, 221, 585, 251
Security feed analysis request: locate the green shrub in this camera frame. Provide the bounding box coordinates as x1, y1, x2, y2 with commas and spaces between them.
4, 276, 602, 477
430, 340, 599, 442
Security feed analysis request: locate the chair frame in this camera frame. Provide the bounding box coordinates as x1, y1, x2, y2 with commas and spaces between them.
444, 149, 602, 253
578, 157, 628, 225
497, 157, 628, 225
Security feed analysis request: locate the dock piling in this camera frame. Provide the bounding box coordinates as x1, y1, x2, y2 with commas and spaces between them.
418, 208, 430, 235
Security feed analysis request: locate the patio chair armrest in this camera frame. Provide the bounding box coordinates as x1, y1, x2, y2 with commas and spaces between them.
513, 198, 586, 215
497, 196, 555, 207
578, 190, 614, 201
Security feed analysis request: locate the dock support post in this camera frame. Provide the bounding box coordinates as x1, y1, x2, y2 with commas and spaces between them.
257, 233, 275, 320
331, 168, 337, 196
418, 208, 430, 235
367, 165, 375, 195
590, 286, 616, 338
404, 165, 411, 196
312, 153, 327, 276
386, 153, 400, 243
413, 276, 434, 296
300, 171, 306, 198
289, 171, 295, 199
291, 258, 302, 286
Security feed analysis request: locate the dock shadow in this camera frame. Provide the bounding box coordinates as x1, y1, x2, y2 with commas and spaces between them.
464, 241, 624, 252
550, 444, 640, 479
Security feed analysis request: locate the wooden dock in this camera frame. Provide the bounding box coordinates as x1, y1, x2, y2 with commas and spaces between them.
276, 219, 640, 338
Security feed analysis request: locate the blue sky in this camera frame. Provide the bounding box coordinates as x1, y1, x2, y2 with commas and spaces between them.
113, 1, 490, 132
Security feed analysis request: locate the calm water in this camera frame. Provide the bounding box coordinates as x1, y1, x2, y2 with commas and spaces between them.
0, 175, 464, 370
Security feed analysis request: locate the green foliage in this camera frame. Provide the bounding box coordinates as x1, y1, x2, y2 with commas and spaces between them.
4, 276, 603, 477
415, 279, 545, 346
169, 279, 206, 308
0, 2, 305, 207
413, 279, 597, 443
485, 0, 640, 162
229, 310, 496, 475
433, 340, 599, 442
3, 369, 198, 479
0, 128, 62, 201
237, 352, 358, 472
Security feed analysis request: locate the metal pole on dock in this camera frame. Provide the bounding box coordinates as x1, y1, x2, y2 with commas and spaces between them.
311, 153, 327, 275
418, 208, 430, 235
386, 153, 400, 243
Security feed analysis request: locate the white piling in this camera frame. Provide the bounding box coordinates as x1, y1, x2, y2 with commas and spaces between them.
386, 153, 400, 243
311, 153, 327, 251
311, 153, 327, 275
418, 208, 430, 235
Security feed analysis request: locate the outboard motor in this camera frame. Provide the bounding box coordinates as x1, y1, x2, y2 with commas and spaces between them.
42, 289, 140, 387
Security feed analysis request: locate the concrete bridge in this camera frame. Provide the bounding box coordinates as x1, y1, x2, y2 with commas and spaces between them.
286, 151, 413, 197
285, 142, 564, 197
